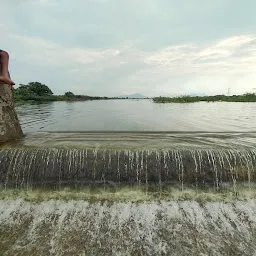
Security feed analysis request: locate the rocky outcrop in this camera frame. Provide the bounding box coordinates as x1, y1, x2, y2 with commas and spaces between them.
0, 84, 23, 144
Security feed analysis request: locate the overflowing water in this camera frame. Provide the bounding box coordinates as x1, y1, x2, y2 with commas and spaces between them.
1, 199, 256, 255
1, 100, 256, 255
0, 147, 256, 190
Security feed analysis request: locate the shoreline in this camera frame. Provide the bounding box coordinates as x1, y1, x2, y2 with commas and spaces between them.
153, 93, 256, 103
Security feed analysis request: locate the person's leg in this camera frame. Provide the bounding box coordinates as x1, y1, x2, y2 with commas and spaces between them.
0, 50, 15, 86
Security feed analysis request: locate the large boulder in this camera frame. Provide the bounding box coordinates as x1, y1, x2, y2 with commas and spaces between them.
0, 84, 23, 144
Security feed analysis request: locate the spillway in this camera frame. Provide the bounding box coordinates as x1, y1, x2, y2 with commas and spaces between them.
1, 132, 256, 255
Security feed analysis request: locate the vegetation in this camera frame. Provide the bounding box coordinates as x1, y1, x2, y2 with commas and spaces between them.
153, 93, 256, 103
13, 82, 119, 104
14, 82, 256, 104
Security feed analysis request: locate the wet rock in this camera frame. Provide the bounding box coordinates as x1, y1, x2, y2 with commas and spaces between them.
0, 84, 23, 144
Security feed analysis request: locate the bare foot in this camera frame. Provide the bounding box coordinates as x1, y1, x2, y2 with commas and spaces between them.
0, 75, 15, 86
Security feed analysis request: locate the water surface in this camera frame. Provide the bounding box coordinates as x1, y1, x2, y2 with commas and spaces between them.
14, 100, 256, 149
16, 100, 256, 133
2, 100, 255, 256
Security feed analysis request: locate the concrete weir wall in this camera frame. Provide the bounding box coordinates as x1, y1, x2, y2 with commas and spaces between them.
0, 148, 256, 188
0, 84, 23, 144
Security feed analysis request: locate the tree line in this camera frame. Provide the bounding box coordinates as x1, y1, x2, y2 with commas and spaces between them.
13, 82, 112, 104
14, 82, 256, 104
153, 93, 256, 103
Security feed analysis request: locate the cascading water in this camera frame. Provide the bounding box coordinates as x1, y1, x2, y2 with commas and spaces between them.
0, 147, 255, 189
1, 199, 256, 255
1, 131, 256, 255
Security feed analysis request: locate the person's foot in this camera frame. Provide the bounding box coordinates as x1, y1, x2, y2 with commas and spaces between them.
0, 75, 15, 86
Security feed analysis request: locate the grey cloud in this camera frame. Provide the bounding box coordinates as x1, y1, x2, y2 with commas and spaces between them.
2, 0, 256, 97
6, 0, 256, 50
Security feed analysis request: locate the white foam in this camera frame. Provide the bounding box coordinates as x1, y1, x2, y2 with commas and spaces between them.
1, 199, 256, 255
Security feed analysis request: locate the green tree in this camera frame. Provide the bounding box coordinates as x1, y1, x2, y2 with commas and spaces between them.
64, 91, 75, 98
15, 84, 35, 97
28, 82, 53, 96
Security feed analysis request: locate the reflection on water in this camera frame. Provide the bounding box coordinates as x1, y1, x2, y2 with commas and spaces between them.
15, 100, 256, 133
14, 100, 256, 149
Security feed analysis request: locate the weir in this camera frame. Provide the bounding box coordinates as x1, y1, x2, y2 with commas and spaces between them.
0, 135, 256, 255
0, 147, 255, 189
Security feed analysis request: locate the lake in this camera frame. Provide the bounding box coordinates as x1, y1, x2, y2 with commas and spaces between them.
16, 99, 256, 132
13, 99, 256, 149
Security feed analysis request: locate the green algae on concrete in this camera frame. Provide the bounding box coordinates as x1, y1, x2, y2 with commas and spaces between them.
0, 185, 256, 203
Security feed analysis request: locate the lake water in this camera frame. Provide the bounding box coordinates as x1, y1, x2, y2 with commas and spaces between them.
16, 99, 256, 132
13, 99, 256, 149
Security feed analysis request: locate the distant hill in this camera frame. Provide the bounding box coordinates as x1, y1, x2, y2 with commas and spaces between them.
118, 93, 147, 99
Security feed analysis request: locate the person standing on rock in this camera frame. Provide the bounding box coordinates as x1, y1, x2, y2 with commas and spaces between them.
0, 49, 15, 86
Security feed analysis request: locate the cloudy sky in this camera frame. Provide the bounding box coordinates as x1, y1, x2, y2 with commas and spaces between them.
1, 0, 256, 97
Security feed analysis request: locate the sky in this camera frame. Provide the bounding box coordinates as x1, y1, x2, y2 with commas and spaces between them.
1, 0, 256, 97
